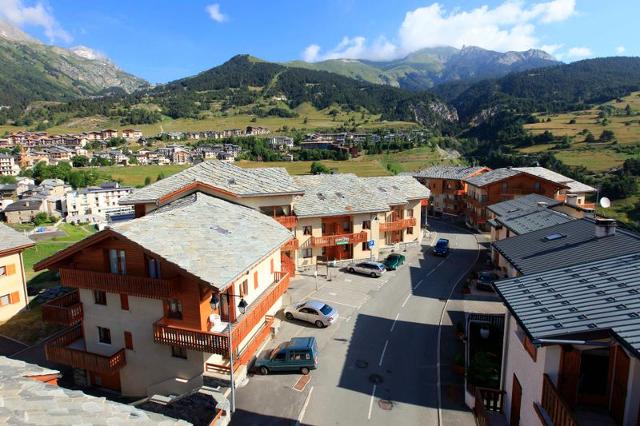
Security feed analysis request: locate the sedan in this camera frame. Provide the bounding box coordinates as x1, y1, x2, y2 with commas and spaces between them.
284, 300, 339, 328
383, 253, 406, 270
347, 261, 386, 277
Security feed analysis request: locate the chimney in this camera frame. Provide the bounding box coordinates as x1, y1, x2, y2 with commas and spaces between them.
595, 218, 616, 238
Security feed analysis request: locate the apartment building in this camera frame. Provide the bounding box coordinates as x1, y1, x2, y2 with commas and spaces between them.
514, 166, 597, 208
65, 182, 134, 224
0, 224, 34, 322
411, 165, 490, 216
37, 193, 293, 397
121, 129, 143, 141
494, 253, 640, 426
0, 154, 20, 176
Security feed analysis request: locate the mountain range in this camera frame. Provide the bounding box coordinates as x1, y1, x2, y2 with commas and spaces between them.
286, 46, 560, 91
0, 20, 147, 107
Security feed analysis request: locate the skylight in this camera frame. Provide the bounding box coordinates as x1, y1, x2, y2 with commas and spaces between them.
543, 233, 565, 241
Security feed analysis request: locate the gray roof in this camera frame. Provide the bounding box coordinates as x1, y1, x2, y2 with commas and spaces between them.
0, 356, 187, 425
292, 174, 390, 217
493, 219, 640, 275
360, 176, 430, 205
465, 168, 521, 187
113, 193, 292, 289
488, 194, 561, 216
495, 253, 640, 357
514, 167, 596, 193
495, 208, 573, 235
122, 161, 304, 204
3, 199, 43, 212
0, 223, 34, 252
411, 165, 487, 180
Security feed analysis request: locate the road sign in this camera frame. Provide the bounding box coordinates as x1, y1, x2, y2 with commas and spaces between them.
368, 240, 375, 249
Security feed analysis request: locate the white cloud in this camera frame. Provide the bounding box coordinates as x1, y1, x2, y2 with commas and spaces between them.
205, 3, 227, 23
0, 0, 71, 43
566, 46, 592, 59
615, 46, 625, 54
303, 0, 576, 62
302, 44, 321, 62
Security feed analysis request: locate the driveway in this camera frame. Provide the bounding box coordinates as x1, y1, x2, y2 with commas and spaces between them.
232, 220, 480, 426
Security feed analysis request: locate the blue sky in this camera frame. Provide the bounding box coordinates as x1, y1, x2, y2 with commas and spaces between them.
1, 0, 638, 83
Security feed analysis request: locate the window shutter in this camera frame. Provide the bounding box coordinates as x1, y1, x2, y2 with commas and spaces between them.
124, 331, 133, 350
253, 271, 259, 289
270, 258, 274, 274
120, 294, 129, 310
10, 291, 20, 304
5, 264, 16, 275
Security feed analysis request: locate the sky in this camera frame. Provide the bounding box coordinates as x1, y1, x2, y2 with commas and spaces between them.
0, 0, 638, 83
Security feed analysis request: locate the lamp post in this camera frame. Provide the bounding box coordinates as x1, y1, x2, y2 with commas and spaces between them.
210, 293, 248, 414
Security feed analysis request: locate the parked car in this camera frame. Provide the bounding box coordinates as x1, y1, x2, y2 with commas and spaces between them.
255, 337, 318, 375
432, 238, 450, 256
383, 253, 406, 270
284, 300, 339, 328
346, 261, 386, 277
475, 271, 500, 292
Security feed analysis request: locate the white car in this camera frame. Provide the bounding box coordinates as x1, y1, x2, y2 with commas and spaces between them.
284, 300, 339, 328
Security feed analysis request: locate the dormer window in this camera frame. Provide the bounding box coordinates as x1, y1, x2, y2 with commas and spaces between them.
543, 233, 565, 241
108, 249, 126, 275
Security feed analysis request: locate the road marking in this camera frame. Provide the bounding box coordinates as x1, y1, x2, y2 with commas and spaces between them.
344, 278, 352, 282
368, 384, 377, 420
389, 313, 400, 332
312, 298, 361, 309
401, 293, 411, 307
378, 340, 389, 366
329, 292, 337, 296
295, 386, 314, 426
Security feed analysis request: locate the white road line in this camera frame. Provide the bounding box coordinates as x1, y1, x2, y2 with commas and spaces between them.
401, 293, 411, 307
311, 298, 361, 309
368, 384, 377, 420
389, 313, 400, 332
378, 340, 389, 366
295, 386, 314, 426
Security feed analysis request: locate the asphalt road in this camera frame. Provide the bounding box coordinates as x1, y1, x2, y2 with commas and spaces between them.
231, 220, 480, 426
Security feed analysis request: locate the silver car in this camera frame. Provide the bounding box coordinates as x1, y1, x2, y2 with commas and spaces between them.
347, 261, 386, 277
284, 300, 339, 328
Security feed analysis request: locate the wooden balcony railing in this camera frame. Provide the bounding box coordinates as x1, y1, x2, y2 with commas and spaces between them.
310, 231, 368, 248
59, 268, 178, 300
45, 325, 126, 375
153, 320, 229, 355
540, 374, 579, 426
281, 238, 299, 251
41, 290, 83, 326
473, 387, 505, 426
379, 217, 416, 232
274, 215, 298, 229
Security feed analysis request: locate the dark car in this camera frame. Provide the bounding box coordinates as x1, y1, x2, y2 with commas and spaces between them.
383, 253, 406, 270
476, 271, 500, 292
432, 238, 450, 256
254, 337, 318, 375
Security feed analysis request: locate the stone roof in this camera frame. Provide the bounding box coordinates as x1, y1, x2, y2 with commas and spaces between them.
495, 208, 574, 235
495, 253, 640, 357
113, 193, 292, 290
465, 168, 522, 187
410, 165, 487, 180
514, 166, 596, 193
360, 176, 431, 205
0, 223, 34, 253
3, 198, 43, 212
122, 161, 304, 204
492, 219, 640, 275
487, 194, 562, 217
292, 174, 390, 218
0, 356, 187, 425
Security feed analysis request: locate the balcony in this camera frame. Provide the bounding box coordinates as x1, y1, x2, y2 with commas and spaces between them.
539, 374, 579, 426
281, 238, 299, 251
379, 217, 416, 232
41, 290, 83, 326
310, 231, 368, 248
59, 268, 178, 300
153, 272, 290, 356
274, 215, 298, 229
45, 325, 126, 375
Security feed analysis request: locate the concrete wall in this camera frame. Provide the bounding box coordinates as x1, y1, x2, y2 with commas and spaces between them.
0, 252, 28, 322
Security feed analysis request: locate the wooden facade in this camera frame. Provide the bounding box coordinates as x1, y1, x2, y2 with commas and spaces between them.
41, 290, 83, 326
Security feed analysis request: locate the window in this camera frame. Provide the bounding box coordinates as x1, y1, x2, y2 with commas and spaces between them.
240, 280, 249, 297
109, 249, 126, 275
362, 241, 370, 251
94, 290, 107, 305
120, 294, 129, 310
362, 220, 371, 230
273, 351, 286, 361
533, 181, 541, 191
124, 331, 133, 350
98, 327, 111, 344
168, 299, 183, 319
302, 248, 312, 259
342, 221, 351, 232
0, 293, 10, 306
0, 264, 15, 276
407, 227, 414, 235
406, 209, 413, 218
0, 266, 5, 277
303, 226, 312, 236
147, 256, 161, 278
171, 345, 187, 359
253, 271, 259, 290
501, 182, 508, 193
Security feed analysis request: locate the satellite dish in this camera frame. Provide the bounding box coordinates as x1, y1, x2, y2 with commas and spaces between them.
600, 197, 611, 209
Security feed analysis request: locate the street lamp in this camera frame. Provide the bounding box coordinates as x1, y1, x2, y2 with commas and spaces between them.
209, 293, 248, 414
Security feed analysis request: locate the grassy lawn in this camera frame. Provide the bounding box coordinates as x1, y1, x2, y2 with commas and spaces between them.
0, 305, 64, 345
554, 149, 630, 172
